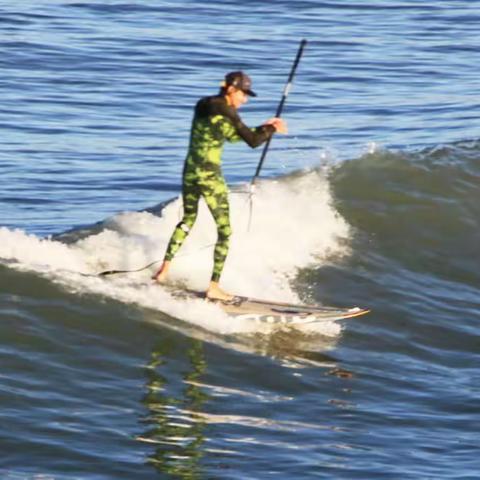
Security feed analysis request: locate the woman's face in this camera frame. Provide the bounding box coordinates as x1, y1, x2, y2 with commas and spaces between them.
226, 87, 248, 109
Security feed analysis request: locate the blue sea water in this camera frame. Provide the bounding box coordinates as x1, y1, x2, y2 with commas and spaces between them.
1, 1, 480, 479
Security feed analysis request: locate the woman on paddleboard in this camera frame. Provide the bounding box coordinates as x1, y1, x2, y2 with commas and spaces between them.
152, 71, 287, 301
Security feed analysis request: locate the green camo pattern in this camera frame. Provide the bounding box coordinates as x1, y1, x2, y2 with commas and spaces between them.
164, 114, 243, 282
163, 92, 273, 283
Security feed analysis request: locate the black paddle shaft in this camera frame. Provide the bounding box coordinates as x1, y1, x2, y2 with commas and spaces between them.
252, 39, 307, 182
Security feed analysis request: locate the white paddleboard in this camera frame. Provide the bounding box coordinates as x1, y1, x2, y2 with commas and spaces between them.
168, 288, 370, 325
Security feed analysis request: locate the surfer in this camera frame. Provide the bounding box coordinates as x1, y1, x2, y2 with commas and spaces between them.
152, 71, 287, 301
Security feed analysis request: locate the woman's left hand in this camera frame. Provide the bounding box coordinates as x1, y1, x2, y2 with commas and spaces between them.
264, 117, 288, 134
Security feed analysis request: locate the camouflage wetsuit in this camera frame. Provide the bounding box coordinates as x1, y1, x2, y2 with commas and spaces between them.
164, 94, 275, 282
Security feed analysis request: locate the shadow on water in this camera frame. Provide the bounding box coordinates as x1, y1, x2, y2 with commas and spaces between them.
247, 328, 343, 368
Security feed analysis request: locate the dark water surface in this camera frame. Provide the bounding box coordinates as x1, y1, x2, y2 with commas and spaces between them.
1, 1, 480, 479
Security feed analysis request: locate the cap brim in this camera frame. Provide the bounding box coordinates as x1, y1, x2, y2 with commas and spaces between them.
244, 89, 257, 97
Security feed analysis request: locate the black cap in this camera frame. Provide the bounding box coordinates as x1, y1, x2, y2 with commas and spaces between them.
224, 71, 257, 97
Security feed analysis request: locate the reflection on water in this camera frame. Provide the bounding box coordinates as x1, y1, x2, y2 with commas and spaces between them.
135, 318, 355, 478
138, 339, 208, 479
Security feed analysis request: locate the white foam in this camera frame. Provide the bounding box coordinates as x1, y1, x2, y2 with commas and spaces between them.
0, 171, 350, 337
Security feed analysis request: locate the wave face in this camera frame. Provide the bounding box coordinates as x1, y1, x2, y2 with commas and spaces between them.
315, 141, 480, 360
332, 141, 480, 288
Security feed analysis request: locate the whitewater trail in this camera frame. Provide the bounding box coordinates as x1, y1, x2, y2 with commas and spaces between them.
0, 171, 350, 336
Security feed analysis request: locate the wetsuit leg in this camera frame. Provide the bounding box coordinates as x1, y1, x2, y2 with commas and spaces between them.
201, 177, 232, 282
164, 181, 200, 261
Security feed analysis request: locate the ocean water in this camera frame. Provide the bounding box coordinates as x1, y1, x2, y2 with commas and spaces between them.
1, 1, 479, 479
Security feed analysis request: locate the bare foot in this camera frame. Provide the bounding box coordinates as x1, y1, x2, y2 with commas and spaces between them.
206, 281, 234, 302
152, 260, 170, 283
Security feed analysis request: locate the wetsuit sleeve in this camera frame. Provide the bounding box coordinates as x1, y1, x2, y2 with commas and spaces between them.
218, 104, 276, 148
